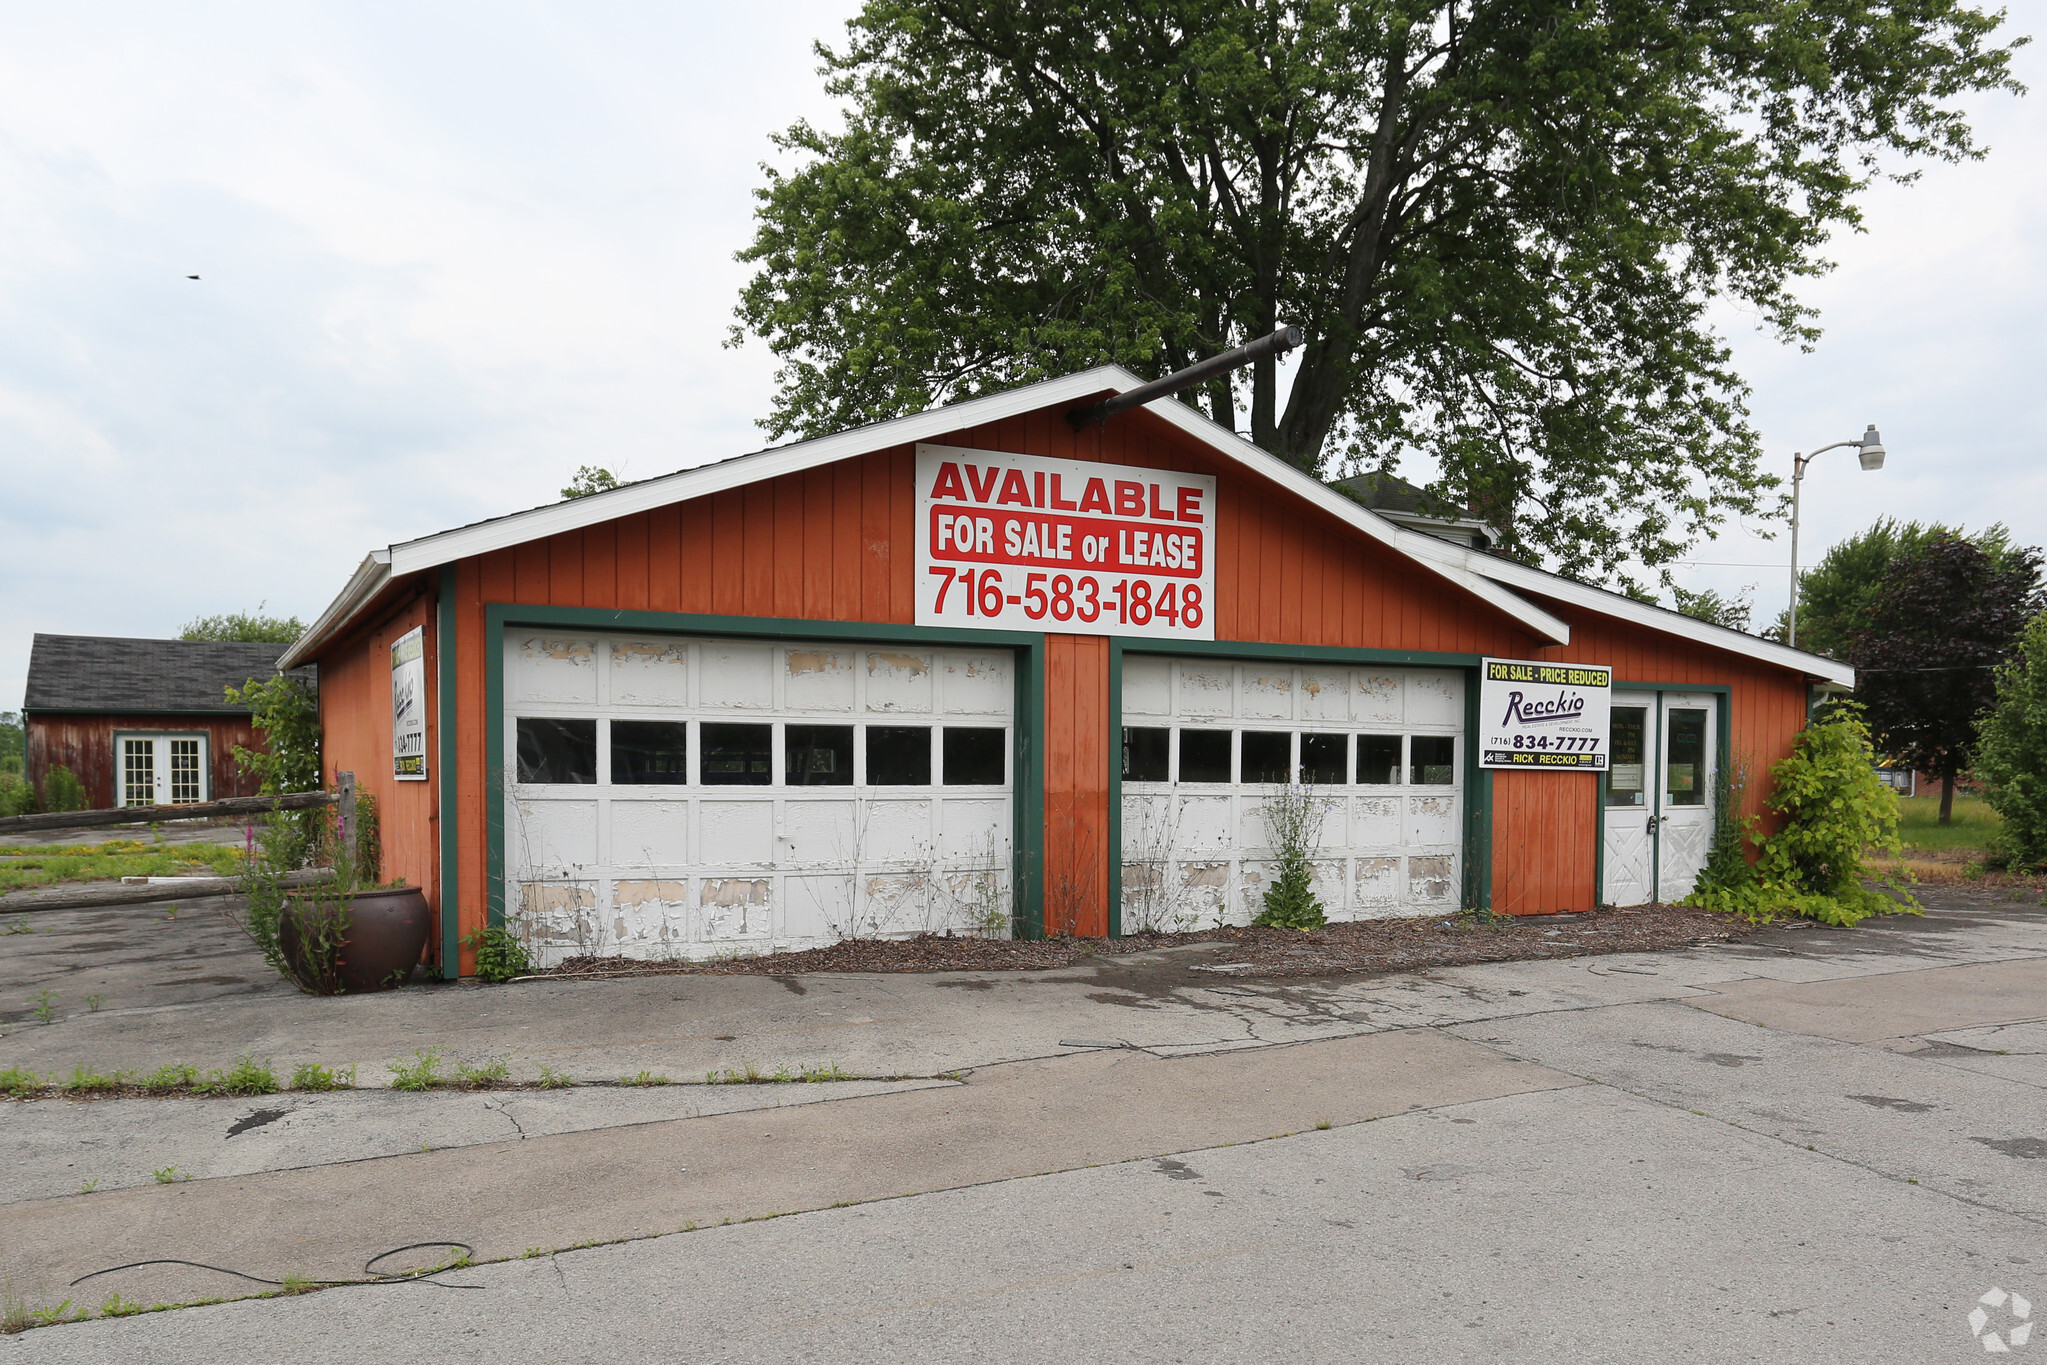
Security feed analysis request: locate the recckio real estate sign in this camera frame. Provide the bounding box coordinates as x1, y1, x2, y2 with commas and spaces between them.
391, 626, 428, 781
914, 444, 1217, 640
1478, 657, 1613, 770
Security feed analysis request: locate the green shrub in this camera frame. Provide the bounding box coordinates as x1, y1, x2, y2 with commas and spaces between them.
0, 1066, 43, 1099
1687, 702, 1916, 926
462, 924, 533, 983
39, 766, 86, 814
1977, 612, 2047, 872
1252, 785, 1327, 930
0, 772, 34, 818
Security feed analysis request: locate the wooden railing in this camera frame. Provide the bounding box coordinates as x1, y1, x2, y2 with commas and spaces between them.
0, 789, 338, 837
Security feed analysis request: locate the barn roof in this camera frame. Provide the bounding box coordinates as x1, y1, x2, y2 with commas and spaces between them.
23, 635, 311, 714
278, 364, 1853, 687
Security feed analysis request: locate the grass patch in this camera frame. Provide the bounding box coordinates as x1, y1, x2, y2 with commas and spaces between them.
1896, 794, 2002, 855
620, 1070, 670, 1087
0, 1066, 41, 1099
63, 1065, 125, 1095
141, 1063, 198, 1095
0, 840, 243, 894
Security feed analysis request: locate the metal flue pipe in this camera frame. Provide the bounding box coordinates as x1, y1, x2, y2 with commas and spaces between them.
1066, 325, 1303, 429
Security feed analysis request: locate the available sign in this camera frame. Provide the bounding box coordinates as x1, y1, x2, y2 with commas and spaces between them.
1478, 657, 1612, 770
391, 626, 428, 781
914, 444, 1216, 640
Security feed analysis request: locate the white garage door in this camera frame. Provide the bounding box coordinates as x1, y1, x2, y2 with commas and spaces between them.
1120, 657, 1464, 930
504, 633, 1014, 966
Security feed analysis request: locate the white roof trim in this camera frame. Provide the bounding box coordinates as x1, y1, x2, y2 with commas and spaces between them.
278, 552, 391, 672
1392, 534, 1855, 686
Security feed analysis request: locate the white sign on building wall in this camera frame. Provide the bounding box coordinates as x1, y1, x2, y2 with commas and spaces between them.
1478, 657, 1613, 770
391, 626, 428, 781
914, 444, 1217, 641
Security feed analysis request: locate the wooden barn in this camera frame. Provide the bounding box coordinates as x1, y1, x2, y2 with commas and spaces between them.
22, 635, 311, 810
281, 366, 1852, 977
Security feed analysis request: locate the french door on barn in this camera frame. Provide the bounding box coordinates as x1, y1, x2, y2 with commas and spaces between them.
117, 733, 209, 807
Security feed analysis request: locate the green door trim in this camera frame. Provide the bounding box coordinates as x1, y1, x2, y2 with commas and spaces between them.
437, 565, 461, 977
1106, 639, 1489, 935
483, 605, 1049, 943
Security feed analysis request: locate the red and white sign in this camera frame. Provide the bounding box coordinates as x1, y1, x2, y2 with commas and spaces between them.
915, 444, 1217, 640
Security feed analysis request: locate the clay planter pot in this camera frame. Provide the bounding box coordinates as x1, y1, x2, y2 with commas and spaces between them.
282, 886, 431, 994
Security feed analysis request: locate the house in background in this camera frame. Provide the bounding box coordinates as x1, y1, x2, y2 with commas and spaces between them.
22, 635, 314, 809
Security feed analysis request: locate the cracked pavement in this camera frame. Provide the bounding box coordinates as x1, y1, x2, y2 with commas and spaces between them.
3, 889, 2046, 1361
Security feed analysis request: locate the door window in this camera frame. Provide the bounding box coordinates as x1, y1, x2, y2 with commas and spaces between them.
1665, 709, 1708, 806
123, 738, 155, 806
1607, 707, 1648, 808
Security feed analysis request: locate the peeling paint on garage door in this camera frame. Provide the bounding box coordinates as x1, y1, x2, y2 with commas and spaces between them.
505, 634, 1013, 966
1120, 658, 1463, 929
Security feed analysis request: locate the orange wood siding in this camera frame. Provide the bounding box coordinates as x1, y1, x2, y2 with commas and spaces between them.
25, 713, 264, 810
1045, 633, 1110, 936
312, 591, 441, 966
1490, 771, 1598, 914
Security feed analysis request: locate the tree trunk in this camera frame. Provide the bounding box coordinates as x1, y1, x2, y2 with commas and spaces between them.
1939, 772, 1955, 825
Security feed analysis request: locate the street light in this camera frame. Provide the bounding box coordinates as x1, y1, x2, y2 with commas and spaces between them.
1788, 424, 1886, 649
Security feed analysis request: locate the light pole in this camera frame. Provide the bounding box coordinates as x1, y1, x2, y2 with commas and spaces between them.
1788, 425, 1887, 650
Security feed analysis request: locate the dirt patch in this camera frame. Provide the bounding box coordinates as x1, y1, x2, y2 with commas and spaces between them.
533, 902, 1760, 982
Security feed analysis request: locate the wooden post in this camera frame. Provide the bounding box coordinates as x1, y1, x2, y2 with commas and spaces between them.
338, 771, 357, 856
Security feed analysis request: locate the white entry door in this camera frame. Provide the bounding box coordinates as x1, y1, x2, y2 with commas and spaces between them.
1600, 692, 1719, 905
119, 733, 208, 807
1601, 701, 1655, 906
1655, 693, 1717, 902
504, 633, 1015, 967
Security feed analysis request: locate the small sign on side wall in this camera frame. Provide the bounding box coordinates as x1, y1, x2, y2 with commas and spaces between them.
391, 626, 428, 781
1479, 657, 1613, 770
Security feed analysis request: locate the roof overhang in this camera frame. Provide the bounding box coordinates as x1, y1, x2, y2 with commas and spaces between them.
284, 363, 1845, 685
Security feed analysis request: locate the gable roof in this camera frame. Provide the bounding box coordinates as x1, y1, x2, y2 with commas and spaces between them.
24, 635, 314, 714
278, 364, 1851, 687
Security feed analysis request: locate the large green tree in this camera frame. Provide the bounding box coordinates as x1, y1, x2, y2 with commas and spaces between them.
1852, 535, 2044, 823
1781, 518, 2026, 656
734, 0, 2022, 582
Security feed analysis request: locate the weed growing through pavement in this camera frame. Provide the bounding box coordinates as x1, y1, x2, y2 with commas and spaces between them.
290, 1062, 355, 1091
64, 1065, 123, 1095
388, 1048, 448, 1091
29, 990, 56, 1025
276, 1274, 315, 1296
521, 1247, 548, 1259
98, 1294, 145, 1318
1315, 1119, 1334, 1130
1, 916, 30, 935
198, 1054, 279, 1097
142, 1063, 198, 1095
456, 1057, 511, 1089
152, 1167, 187, 1185
620, 1071, 670, 1087
77, 1180, 98, 1194
0, 1066, 40, 1099
536, 1065, 572, 1089
706, 1062, 853, 1085
84, 994, 105, 1013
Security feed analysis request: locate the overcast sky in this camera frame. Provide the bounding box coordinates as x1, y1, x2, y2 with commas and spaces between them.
2, 4, 2041, 712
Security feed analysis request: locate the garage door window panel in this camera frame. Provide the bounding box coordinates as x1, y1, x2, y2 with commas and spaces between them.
1300, 733, 1348, 786
611, 720, 689, 785
943, 727, 1006, 786
1357, 734, 1402, 785
1241, 731, 1293, 784
518, 718, 597, 785
702, 723, 773, 785
786, 725, 854, 786
1122, 727, 1169, 783
1178, 729, 1232, 783
867, 726, 933, 786
1410, 735, 1456, 785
